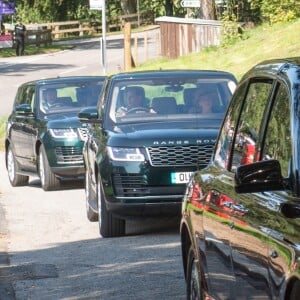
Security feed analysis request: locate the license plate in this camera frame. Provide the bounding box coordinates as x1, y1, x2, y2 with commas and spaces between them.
171, 172, 193, 184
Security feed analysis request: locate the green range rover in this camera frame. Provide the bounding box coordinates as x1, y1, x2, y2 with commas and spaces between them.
5, 76, 105, 191
78, 70, 237, 237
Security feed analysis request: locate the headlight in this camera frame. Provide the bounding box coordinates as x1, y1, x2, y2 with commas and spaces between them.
49, 128, 78, 139
107, 146, 144, 161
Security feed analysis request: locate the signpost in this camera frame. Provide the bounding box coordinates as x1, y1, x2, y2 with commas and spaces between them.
89, 0, 106, 74
180, 0, 201, 7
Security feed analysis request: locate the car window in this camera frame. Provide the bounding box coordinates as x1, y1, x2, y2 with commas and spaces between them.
231, 79, 273, 171
214, 81, 247, 168
39, 80, 103, 114
107, 77, 236, 124
14, 85, 35, 111
262, 84, 291, 177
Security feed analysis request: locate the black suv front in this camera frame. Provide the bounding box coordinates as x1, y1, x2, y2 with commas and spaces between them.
79, 70, 237, 237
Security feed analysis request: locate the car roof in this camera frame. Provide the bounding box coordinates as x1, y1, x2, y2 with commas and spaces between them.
242, 56, 300, 80
21, 76, 106, 87
109, 70, 237, 82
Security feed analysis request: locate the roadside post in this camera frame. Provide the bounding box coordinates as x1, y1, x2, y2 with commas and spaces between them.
89, 0, 107, 74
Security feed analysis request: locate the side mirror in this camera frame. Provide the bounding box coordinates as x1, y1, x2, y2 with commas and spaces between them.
235, 159, 284, 193
15, 104, 33, 115
78, 107, 101, 124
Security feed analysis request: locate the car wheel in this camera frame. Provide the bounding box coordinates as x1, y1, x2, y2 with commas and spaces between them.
6, 145, 29, 186
38, 145, 60, 191
290, 280, 300, 300
97, 179, 125, 238
85, 169, 98, 222
187, 246, 203, 300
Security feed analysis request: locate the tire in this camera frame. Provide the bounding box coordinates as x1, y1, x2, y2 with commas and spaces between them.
186, 246, 203, 300
6, 145, 29, 186
38, 145, 60, 191
289, 280, 300, 300
85, 169, 98, 222
97, 179, 125, 238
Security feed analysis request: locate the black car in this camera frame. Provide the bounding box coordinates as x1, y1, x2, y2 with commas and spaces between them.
180, 58, 300, 299
5, 76, 105, 191
78, 70, 237, 237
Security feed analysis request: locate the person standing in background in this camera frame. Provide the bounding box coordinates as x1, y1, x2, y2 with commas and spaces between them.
14, 18, 26, 56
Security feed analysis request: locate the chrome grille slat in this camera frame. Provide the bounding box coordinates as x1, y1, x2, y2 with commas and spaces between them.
55, 146, 83, 164
78, 127, 88, 141
147, 145, 214, 167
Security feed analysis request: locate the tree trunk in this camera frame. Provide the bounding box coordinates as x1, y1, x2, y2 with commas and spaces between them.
200, 0, 217, 20
165, 0, 173, 16
120, 0, 137, 14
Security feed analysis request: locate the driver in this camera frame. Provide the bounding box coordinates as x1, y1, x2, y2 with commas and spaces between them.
116, 86, 155, 116
42, 88, 59, 110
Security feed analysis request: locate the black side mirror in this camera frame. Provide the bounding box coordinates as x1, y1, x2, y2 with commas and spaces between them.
235, 159, 284, 193
15, 103, 33, 115
78, 107, 101, 124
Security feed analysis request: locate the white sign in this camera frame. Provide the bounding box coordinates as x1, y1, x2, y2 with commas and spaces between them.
180, 0, 201, 7
89, 0, 103, 10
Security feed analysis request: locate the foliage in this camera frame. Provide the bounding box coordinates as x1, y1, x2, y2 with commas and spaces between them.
0, 116, 7, 151
1, 0, 297, 25
250, 0, 300, 24
221, 12, 245, 47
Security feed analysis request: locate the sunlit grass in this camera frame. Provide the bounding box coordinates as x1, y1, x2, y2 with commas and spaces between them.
135, 18, 300, 80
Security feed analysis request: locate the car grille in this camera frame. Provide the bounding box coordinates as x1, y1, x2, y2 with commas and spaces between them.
147, 144, 214, 167
78, 127, 88, 141
55, 146, 83, 164
113, 174, 149, 197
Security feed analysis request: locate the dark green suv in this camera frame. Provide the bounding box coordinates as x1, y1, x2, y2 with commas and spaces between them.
5, 76, 105, 191
78, 70, 237, 237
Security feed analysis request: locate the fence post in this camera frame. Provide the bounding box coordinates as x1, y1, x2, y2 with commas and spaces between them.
124, 22, 132, 71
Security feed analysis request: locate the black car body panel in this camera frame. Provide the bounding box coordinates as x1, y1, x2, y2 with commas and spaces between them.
79, 70, 237, 237
180, 58, 300, 299
5, 76, 105, 191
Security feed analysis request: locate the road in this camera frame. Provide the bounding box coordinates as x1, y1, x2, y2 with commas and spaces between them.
0, 29, 186, 299
0, 27, 160, 117
0, 149, 185, 299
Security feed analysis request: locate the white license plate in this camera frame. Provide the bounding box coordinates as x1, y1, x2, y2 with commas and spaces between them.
171, 172, 193, 184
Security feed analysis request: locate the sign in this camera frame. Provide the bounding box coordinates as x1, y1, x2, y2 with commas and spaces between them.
0, 34, 12, 48
0, 1, 16, 15
180, 0, 201, 8
89, 0, 103, 10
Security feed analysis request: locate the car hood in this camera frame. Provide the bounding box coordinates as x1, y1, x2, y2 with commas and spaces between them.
107, 119, 221, 147
45, 112, 84, 129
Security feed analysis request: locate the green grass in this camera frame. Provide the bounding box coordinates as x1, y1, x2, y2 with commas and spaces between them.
0, 44, 73, 57
135, 18, 300, 80
0, 117, 7, 152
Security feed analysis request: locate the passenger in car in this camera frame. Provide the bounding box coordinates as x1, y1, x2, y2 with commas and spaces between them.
189, 89, 215, 114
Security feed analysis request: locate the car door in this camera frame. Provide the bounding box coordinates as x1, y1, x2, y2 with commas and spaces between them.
10, 84, 37, 170
254, 81, 300, 298
228, 78, 276, 298
195, 81, 247, 299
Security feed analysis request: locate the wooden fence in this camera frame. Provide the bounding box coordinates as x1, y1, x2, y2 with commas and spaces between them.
34, 12, 153, 40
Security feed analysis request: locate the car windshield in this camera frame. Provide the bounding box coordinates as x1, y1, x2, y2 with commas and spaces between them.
39, 80, 103, 114
108, 76, 236, 124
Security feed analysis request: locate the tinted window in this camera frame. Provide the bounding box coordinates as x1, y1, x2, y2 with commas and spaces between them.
262, 84, 291, 177
214, 82, 247, 168
106, 76, 236, 124
231, 80, 273, 171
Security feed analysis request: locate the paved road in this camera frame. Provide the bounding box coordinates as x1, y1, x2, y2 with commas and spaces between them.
0, 148, 185, 299
0, 27, 160, 117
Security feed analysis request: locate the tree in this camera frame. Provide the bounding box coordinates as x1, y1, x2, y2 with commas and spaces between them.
120, 0, 137, 14
200, 0, 217, 20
